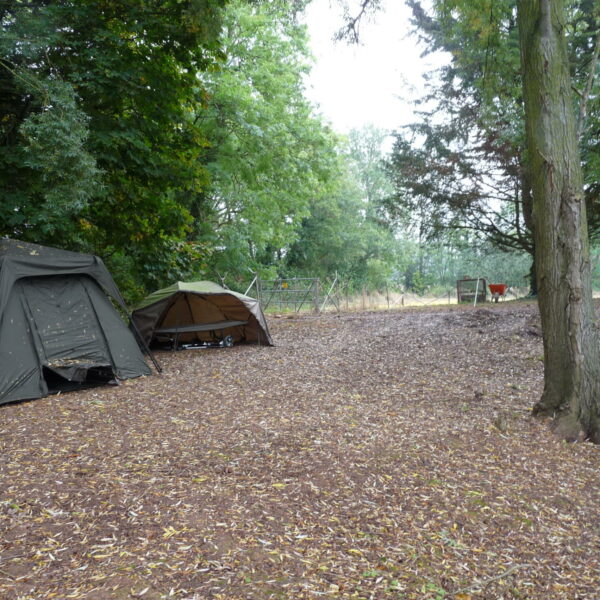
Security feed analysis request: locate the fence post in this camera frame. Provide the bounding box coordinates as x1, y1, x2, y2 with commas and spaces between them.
473, 278, 481, 307
244, 274, 257, 297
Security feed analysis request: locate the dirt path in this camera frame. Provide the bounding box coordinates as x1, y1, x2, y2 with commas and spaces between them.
1, 302, 599, 599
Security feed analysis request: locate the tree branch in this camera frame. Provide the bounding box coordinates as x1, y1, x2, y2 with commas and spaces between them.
335, 0, 381, 44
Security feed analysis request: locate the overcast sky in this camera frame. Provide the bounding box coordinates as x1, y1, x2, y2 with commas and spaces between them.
302, 0, 448, 136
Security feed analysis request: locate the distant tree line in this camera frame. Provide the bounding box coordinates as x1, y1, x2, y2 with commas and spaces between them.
0, 0, 404, 301
383, 0, 600, 296
5, 1, 599, 301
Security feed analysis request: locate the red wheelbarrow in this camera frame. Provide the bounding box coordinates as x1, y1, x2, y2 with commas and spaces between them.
489, 283, 508, 302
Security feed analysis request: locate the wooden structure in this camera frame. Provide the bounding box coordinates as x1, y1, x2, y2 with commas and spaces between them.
456, 277, 487, 304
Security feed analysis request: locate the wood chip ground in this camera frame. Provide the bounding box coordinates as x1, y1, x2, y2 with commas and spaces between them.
1, 302, 598, 599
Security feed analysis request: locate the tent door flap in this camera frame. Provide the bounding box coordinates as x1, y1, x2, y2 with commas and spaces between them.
44, 362, 114, 383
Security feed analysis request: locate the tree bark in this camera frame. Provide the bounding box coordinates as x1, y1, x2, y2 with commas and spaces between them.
517, 0, 600, 442
520, 162, 537, 295
528, 256, 538, 297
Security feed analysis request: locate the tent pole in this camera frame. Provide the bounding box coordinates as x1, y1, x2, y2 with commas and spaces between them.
98, 262, 162, 373
129, 316, 163, 373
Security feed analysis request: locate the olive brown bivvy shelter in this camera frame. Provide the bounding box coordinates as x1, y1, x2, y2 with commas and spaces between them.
0, 239, 151, 405
131, 281, 273, 349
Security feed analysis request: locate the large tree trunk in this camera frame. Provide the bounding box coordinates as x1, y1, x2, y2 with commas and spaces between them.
518, 0, 600, 442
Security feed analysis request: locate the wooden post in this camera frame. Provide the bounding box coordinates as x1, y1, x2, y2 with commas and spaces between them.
473, 278, 480, 307
244, 274, 257, 297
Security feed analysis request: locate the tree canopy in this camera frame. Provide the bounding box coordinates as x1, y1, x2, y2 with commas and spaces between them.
3, 0, 597, 316
1, 0, 417, 299
1, 0, 229, 296
384, 0, 600, 294
193, 0, 339, 283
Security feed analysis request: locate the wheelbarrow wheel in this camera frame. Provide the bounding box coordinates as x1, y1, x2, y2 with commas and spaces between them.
223, 335, 234, 348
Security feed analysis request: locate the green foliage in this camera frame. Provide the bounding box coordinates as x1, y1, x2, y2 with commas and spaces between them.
346, 125, 394, 213
387, 0, 600, 288
387, 1, 532, 261
409, 269, 433, 295
1, 0, 226, 296
195, 0, 341, 282
5, 0, 547, 302
1, 0, 404, 299
284, 127, 399, 290
61, 0, 226, 288
0, 76, 101, 247
392, 233, 532, 294
284, 171, 374, 282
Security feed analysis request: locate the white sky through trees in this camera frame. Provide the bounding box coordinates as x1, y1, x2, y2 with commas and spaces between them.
303, 0, 448, 138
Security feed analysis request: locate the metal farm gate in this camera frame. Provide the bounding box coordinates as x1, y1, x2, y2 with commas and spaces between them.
245, 275, 340, 313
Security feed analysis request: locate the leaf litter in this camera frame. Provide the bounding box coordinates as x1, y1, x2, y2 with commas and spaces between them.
0, 301, 598, 600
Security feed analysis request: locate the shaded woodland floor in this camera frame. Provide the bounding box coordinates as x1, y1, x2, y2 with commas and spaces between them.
1, 302, 599, 600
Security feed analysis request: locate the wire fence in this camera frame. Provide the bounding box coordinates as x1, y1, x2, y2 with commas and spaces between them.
244, 276, 341, 313
337, 286, 528, 312
232, 274, 529, 315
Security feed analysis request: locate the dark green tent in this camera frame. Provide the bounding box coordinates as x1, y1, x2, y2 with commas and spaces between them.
0, 239, 151, 404
131, 281, 273, 348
